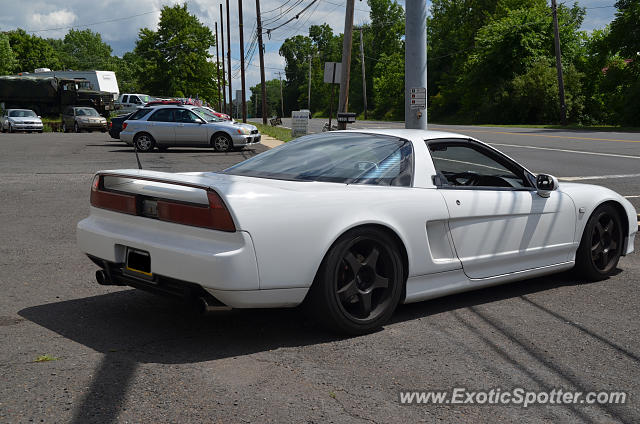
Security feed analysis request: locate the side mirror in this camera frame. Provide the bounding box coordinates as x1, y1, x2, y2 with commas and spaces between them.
536, 174, 559, 197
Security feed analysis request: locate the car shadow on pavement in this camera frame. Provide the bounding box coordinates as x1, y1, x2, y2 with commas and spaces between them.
17, 269, 622, 423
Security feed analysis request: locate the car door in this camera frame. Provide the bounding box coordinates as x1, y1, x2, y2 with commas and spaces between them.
145, 108, 176, 145
173, 109, 209, 145
428, 139, 576, 280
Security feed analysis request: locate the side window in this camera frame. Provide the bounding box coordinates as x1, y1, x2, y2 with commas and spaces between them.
130, 96, 141, 104
129, 108, 152, 120
175, 109, 200, 123
429, 142, 528, 189
148, 109, 175, 122
121, 95, 128, 103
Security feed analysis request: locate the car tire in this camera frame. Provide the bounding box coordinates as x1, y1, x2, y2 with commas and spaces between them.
134, 133, 155, 152
74, 123, 80, 133
213, 133, 232, 152
8, 123, 13, 133
575, 204, 624, 281
62, 122, 67, 133
307, 227, 405, 335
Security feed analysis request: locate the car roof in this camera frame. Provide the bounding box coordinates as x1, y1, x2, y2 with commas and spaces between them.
339, 128, 469, 142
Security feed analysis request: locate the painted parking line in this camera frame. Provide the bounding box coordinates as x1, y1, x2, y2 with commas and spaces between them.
487, 143, 640, 160
430, 126, 640, 143
558, 173, 640, 181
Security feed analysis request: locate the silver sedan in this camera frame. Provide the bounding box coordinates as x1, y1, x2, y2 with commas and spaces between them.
0, 109, 44, 133
119, 105, 261, 152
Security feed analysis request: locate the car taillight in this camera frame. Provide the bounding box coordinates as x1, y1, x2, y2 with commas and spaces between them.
108, 122, 112, 129
89, 174, 235, 232
122, 122, 127, 130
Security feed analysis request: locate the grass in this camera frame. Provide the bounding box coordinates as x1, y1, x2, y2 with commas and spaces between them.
253, 122, 295, 142
466, 123, 640, 132
34, 354, 59, 362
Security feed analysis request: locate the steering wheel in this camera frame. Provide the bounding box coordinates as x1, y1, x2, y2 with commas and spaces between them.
449, 171, 481, 186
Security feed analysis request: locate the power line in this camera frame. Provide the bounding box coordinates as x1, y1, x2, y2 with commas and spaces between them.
265, 0, 321, 35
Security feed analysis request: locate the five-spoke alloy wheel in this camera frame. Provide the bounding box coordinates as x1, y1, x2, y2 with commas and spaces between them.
309, 227, 404, 335
134, 133, 155, 152
213, 134, 232, 152
576, 204, 624, 280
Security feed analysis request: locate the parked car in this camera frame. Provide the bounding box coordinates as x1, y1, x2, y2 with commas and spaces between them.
115, 93, 153, 113
0, 108, 43, 133
77, 129, 637, 334
62, 106, 107, 133
108, 112, 134, 139
119, 105, 260, 152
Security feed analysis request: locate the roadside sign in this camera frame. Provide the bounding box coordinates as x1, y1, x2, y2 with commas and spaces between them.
323, 62, 342, 84
409, 87, 426, 109
291, 110, 309, 137
337, 112, 356, 123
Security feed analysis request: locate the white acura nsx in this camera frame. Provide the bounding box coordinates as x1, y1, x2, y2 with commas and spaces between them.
77, 129, 637, 334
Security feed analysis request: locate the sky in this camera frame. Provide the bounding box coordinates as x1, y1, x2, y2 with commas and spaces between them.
0, 0, 619, 100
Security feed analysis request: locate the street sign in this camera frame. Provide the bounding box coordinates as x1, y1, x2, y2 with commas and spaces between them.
291, 110, 309, 137
409, 87, 426, 109
337, 112, 356, 123
323, 62, 341, 84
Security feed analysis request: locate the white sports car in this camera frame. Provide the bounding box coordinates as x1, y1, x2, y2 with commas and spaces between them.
77, 129, 637, 334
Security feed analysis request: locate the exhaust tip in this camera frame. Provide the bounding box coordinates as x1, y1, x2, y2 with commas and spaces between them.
96, 269, 111, 285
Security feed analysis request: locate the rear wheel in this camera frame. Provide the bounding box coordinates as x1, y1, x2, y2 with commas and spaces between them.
62, 122, 67, 133
74, 122, 80, 133
308, 227, 405, 335
134, 133, 155, 152
213, 133, 232, 152
576, 204, 624, 281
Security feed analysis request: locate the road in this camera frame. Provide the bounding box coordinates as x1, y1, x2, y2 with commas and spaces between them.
1, 131, 639, 423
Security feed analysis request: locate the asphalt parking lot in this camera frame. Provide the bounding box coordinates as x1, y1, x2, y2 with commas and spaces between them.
1, 130, 639, 423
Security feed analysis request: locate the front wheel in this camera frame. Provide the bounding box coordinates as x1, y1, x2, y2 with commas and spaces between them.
307, 227, 405, 335
213, 134, 232, 152
8, 123, 13, 133
576, 204, 624, 281
134, 133, 155, 152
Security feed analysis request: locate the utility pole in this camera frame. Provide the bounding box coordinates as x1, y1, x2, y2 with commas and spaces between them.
405, 0, 427, 129
359, 27, 367, 120
215, 22, 222, 112
337, 0, 355, 130
551, 0, 567, 125
308, 54, 312, 112
238, 0, 247, 122
255, 0, 267, 124
276, 71, 284, 118
219, 4, 227, 114
226, 0, 232, 117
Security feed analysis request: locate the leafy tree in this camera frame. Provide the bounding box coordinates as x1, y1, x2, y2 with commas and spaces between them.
134, 3, 218, 101
372, 52, 404, 119
61, 29, 113, 70
7, 29, 62, 72
0, 33, 17, 75
249, 79, 283, 118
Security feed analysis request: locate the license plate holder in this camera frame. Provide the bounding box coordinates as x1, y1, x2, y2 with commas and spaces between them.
125, 248, 153, 279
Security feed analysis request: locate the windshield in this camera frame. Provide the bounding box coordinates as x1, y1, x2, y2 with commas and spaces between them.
193, 108, 223, 122
9, 110, 37, 117
223, 132, 414, 186
77, 81, 92, 90
76, 108, 100, 116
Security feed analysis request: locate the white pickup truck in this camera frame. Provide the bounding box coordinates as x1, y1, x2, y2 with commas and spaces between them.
115, 94, 153, 113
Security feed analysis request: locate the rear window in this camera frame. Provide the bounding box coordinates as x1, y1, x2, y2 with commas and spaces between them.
223, 132, 414, 186
129, 108, 152, 120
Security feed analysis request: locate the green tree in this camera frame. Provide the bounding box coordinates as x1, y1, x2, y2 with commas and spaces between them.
372, 52, 405, 119
133, 3, 218, 101
61, 29, 113, 70
249, 79, 283, 118
0, 33, 18, 75
7, 29, 62, 72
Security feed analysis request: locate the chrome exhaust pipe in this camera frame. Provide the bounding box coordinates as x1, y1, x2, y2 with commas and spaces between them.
96, 269, 111, 285
196, 296, 231, 314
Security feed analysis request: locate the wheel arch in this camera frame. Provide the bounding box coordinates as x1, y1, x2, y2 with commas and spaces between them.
210, 131, 232, 146
134, 131, 156, 142
594, 200, 631, 254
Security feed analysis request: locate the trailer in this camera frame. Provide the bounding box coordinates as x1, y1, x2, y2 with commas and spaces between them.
33, 70, 120, 101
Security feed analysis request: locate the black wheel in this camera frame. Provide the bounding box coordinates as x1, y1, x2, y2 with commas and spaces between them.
212, 133, 232, 152
8, 123, 13, 133
74, 122, 80, 133
308, 227, 405, 335
62, 122, 67, 133
576, 204, 624, 281
134, 133, 155, 152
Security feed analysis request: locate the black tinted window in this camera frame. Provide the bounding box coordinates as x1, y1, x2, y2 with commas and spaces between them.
148, 109, 175, 122
129, 108, 152, 120
175, 109, 200, 123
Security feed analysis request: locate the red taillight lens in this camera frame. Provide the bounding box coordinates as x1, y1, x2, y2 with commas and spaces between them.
122, 122, 127, 130
90, 176, 137, 215
108, 122, 112, 129
89, 174, 235, 232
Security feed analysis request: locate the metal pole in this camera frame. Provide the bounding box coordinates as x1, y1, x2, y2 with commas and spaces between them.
359, 27, 367, 120
337, 0, 355, 130
328, 64, 336, 129
255, 0, 268, 124
215, 22, 222, 112
405, 0, 427, 129
277, 71, 284, 118
219, 4, 227, 114
308, 54, 312, 112
226, 0, 232, 118
551, 0, 567, 125
238, 0, 247, 122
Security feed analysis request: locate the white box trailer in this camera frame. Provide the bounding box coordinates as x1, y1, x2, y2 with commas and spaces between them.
33, 70, 120, 100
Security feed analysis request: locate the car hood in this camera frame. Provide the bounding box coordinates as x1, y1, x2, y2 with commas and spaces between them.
204, 121, 258, 131
9, 116, 42, 123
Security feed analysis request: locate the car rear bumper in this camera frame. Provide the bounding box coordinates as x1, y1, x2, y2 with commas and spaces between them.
77, 208, 260, 293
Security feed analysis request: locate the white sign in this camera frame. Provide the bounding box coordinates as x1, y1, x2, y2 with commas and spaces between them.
409, 87, 426, 109
323, 62, 342, 84
291, 110, 309, 137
